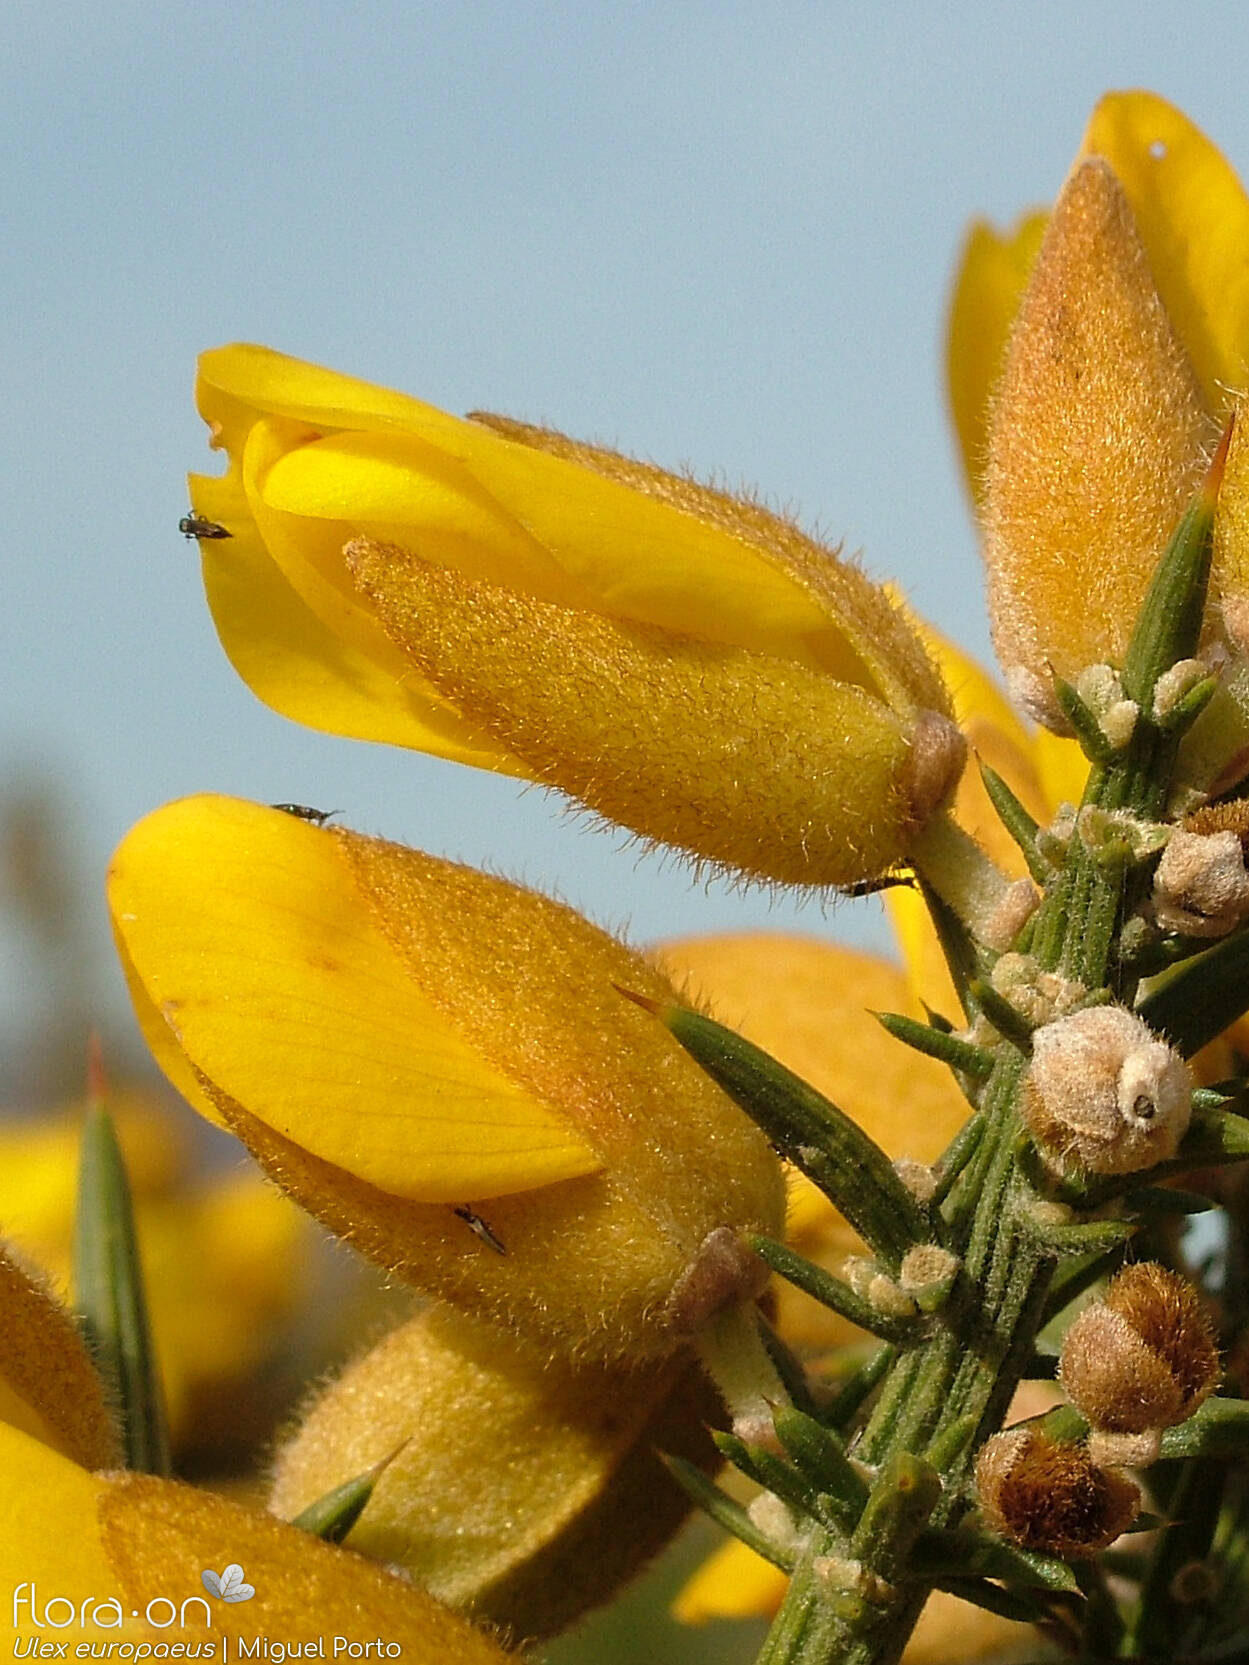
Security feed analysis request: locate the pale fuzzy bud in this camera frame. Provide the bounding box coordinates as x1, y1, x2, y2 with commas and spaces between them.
1076, 806, 1169, 862
990, 953, 1086, 1029
1088, 1428, 1163, 1469
1059, 1263, 1219, 1435
975, 1426, 1140, 1558
980, 877, 1041, 952
748, 1490, 804, 1553
812, 1557, 892, 1605
1023, 1005, 1192, 1175
1075, 664, 1140, 750
898, 1244, 960, 1311
842, 1256, 917, 1320
893, 1158, 938, 1204
1152, 828, 1249, 937
1153, 658, 1211, 722
1036, 803, 1079, 867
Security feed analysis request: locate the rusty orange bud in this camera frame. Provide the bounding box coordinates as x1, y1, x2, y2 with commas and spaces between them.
1059, 1263, 1219, 1435
975, 1426, 1139, 1559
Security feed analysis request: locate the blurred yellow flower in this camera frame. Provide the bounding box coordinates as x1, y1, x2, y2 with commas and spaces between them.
0, 1095, 313, 1450
187, 343, 965, 886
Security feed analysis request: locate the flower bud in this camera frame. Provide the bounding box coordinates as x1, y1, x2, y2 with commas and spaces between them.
270, 1306, 720, 1641
109, 795, 783, 1362
1022, 1005, 1192, 1175
1152, 825, 1249, 937
188, 344, 964, 888
974, 1426, 1139, 1558
982, 158, 1212, 729
1058, 1262, 1219, 1435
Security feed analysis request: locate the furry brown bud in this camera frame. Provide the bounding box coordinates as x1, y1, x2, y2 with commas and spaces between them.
1023, 1005, 1191, 1174
1059, 1263, 1219, 1435
975, 1427, 1139, 1559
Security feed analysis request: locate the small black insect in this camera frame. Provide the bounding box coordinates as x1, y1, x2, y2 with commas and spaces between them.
451, 1206, 507, 1255
179, 514, 232, 540
271, 803, 340, 825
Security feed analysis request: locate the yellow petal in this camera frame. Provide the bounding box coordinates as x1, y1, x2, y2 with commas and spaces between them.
190, 451, 524, 770
109, 795, 600, 1202
198, 341, 471, 451
99, 1475, 520, 1662
0, 1425, 123, 1625
261, 428, 591, 605
0, 1248, 119, 1469
1080, 91, 1249, 415
348, 540, 959, 888
983, 158, 1212, 724
651, 934, 967, 1165
946, 210, 1046, 506
673, 1536, 787, 1622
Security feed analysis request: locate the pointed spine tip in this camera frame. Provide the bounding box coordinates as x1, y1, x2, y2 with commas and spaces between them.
613, 983, 667, 1019
1206, 411, 1236, 504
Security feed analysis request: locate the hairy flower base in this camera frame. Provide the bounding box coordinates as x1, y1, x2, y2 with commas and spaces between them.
270, 1307, 722, 1641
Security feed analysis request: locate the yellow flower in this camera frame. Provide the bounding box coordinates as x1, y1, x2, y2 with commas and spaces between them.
0, 1098, 314, 1452
954, 90, 1249, 782
188, 343, 965, 886
109, 794, 785, 1363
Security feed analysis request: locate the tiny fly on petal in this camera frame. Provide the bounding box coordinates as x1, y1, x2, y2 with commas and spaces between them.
452, 1206, 507, 1255
271, 804, 340, 825
179, 514, 231, 540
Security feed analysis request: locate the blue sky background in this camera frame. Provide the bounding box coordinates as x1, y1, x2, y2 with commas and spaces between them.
4, 1, 1249, 1079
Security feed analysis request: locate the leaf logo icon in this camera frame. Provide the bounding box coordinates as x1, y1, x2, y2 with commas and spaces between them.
201, 1564, 255, 1603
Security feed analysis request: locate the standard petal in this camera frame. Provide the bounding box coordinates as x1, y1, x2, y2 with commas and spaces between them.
198, 346, 943, 700
260, 430, 590, 605
108, 796, 601, 1203
197, 342, 470, 449
1080, 91, 1249, 414
946, 210, 1046, 506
